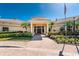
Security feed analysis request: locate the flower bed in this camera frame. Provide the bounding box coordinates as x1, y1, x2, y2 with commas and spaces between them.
50, 35, 79, 44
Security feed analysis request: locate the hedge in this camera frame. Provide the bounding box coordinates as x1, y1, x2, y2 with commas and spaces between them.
60, 31, 79, 35
0, 32, 33, 38
48, 32, 60, 37
0, 31, 24, 34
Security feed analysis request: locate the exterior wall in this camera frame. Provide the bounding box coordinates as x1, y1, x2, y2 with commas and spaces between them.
0, 26, 26, 32
2, 17, 79, 33
9, 26, 26, 31
0, 26, 2, 31
0, 18, 49, 33
51, 22, 64, 32
52, 26, 61, 32
51, 16, 79, 33
27, 27, 31, 32
0, 19, 26, 32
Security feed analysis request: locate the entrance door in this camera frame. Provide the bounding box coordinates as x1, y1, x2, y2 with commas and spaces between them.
37, 28, 41, 34
34, 26, 44, 34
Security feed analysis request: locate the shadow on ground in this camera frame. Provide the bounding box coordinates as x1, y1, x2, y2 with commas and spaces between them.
59, 43, 65, 56
58, 42, 79, 56
74, 38, 79, 55
75, 44, 79, 55
0, 46, 22, 48
32, 34, 42, 41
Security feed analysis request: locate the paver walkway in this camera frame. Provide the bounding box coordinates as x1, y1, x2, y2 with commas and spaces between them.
0, 35, 78, 56
26, 35, 79, 56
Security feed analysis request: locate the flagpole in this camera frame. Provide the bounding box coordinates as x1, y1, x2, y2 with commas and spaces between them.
59, 4, 67, 55
64, 3, 67, 36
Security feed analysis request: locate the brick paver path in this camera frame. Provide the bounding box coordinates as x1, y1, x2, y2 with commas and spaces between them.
0, 35, 78, 56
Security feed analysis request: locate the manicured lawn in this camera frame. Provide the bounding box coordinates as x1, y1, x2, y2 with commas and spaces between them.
0, 38, 10, 41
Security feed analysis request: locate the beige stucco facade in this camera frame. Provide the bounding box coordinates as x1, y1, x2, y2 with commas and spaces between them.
0, 19, 26, 32
51, 16, 79, 32
0, 16, 79, 34
0, 18, 49, 34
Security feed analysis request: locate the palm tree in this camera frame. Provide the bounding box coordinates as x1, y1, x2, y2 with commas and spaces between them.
65, 20, 79, 31
21, 22, 30, 31
49, 22, 54, 32
65, 21, 74, 31
75, 21, 79, 31
65, 21, 73, 26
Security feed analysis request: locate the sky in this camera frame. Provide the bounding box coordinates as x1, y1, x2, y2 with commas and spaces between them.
0, 3, 79, 21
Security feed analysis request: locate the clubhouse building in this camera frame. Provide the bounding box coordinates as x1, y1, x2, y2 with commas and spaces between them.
0, 16, 79, 34
0, 18, 49, 34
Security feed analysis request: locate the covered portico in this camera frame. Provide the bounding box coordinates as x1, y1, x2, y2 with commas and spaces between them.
28, 18, 49, 34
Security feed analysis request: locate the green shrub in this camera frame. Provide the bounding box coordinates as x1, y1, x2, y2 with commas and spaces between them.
55, 35, 65, 43
67, 38, 75, 43
0, 32, 32, 38
65, 39, 69, 43
74, 38, 79, 43
48, 32, 60, 37
61, 38, 66, 43
56, 38, 62, 43
55, 35, 78, 44
0, 31, 19, 34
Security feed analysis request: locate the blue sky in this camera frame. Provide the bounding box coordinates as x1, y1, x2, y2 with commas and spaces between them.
0, 3, 79, 21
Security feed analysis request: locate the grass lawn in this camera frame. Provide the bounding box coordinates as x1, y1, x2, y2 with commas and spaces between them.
0, 37, 32, 41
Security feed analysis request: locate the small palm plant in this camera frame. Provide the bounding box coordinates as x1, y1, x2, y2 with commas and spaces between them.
65, 20, 79, 31
21, 22, 30, 31
65, 21, 73, 31
49, 22, 54, 32
75, 21, 79, 30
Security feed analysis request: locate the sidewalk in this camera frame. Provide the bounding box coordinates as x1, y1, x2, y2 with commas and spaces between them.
0, 35, 78, 56
26, 35, 79, 56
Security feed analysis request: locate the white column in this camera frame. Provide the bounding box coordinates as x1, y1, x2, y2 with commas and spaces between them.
36, 27, 37, 34
65, 25, 67, 31
47, 23, 49, 34
41, 26, 42, 34
72, 26, 73, 32
44, 26, 46, 34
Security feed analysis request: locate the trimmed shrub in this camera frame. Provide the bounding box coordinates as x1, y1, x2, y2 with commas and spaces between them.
0, 31, 24, 34
54, 35, 78, 44
56, 38, 62, 43
48, 32, 60, 37
0, 32, 32, 38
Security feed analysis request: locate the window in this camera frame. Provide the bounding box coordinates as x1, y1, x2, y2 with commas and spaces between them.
2, 27, 9, 31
